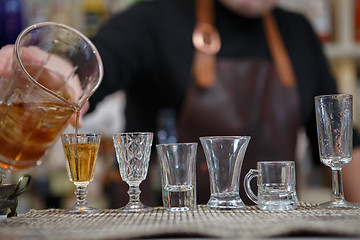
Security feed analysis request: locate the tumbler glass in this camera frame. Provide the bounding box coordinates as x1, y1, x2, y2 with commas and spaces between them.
157, 143, 197, 212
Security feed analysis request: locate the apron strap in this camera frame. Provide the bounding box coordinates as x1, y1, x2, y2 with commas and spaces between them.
192, 0, 221, 88
263, 12, 296, 88
192, 0, 296, 88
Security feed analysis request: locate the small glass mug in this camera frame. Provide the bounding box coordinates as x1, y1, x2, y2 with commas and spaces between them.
244, 161, 298, 210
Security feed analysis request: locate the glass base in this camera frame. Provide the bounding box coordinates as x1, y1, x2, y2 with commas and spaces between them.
206, 196, 245, 210
165, 206, 196, 212
64, 203, 100, 214
118, 201, 153, 213
316, 200, 360, 209
258, 201, 298, 211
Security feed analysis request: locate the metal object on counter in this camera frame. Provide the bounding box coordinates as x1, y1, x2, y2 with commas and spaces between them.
0, 174, 31, 217
0, 170, 5, 185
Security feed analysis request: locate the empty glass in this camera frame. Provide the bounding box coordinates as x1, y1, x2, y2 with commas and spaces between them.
61, 133, 101, 214
200, 136, 250, 210
244, 161, 298, 210
156, 143, 197, 212
112, 132, 153, 212
315, 94, 359, 209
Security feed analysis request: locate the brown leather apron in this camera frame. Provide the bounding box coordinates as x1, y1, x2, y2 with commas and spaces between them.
177, 0, 301, 205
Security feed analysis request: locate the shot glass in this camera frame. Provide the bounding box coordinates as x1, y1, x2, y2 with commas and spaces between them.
200, 136, 250, 210
156, 143, 197, 212
244, 161, 298, 210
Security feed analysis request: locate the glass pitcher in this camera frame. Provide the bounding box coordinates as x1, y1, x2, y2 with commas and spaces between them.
0, 22, 103, 175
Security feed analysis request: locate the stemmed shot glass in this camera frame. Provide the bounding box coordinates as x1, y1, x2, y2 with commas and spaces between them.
112, 132, 153, 212
315, 94, 359, 209
61, 133, 101, 214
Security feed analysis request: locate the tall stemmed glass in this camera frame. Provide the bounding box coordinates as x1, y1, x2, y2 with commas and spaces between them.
61, 133, 101, 214
112, 132, 153, 212
315, 94, 359, 209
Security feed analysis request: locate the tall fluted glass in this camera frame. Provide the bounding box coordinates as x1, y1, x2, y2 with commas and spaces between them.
315, 94, 359, 209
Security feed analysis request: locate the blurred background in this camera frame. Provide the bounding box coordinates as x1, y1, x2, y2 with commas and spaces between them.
1, 0, 360, 213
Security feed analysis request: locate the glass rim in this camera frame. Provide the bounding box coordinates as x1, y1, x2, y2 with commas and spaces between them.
156, 142, 198, 147
15, 21, 104, 110
314, 94, 352, 100
257, 161, 295, 165
61, 133, 101, 138
199, 136, 251, 140
113, 132, 154, 137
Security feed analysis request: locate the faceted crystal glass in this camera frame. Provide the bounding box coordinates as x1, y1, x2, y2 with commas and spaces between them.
113, 132, 153, 212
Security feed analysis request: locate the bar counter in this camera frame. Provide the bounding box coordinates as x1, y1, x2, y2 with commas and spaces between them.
0, 203, 360, 239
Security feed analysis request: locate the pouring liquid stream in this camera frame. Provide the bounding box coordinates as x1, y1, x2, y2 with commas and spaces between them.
75, 111, 80, 135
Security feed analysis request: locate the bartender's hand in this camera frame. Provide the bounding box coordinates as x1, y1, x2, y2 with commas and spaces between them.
0, 45, 13, 79
343, 147, 360, 203
0, 44, 89, 128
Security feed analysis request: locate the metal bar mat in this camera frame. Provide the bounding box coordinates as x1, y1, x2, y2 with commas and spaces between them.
1, 203, 360, 239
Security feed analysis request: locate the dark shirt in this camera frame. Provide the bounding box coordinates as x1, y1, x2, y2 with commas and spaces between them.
90, 0, 359, 162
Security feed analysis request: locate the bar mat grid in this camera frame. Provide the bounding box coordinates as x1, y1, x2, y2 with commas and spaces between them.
1, 203, 360, 239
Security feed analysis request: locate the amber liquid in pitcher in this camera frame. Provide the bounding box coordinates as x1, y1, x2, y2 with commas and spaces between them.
0, 65, 78, 171
0, 102, 74, 170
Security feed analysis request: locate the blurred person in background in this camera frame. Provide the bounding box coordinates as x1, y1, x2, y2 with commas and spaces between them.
1, 0, 360, 206
87, 0, 360, 205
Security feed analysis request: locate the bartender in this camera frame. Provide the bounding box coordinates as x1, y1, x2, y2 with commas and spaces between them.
84, 0, 360, 204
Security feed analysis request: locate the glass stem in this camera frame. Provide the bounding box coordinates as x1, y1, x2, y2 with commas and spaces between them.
75, 186, 88, 206
331, 169, 345, 201
128, 184, 141, 204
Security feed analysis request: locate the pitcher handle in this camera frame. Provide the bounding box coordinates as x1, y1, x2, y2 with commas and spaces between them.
244, 169, 259, 204
9, 174, 32, 199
